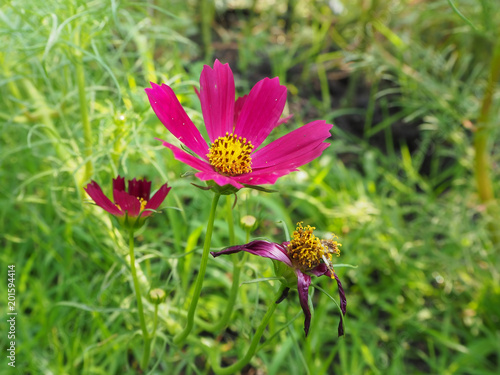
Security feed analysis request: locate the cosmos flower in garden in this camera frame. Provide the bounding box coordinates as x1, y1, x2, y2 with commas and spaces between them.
84, 176, 170, 230
211, 222, 347, 337
145, 60, 333, 190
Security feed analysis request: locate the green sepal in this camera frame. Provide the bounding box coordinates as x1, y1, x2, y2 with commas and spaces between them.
273, 259, 297, 288
205, 180, 240, 195
116, 212, 148, 232
243, 184, 278, 193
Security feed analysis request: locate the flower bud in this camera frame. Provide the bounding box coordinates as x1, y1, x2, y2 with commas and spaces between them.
148, 288, 167, 304
240, 215, 257, 230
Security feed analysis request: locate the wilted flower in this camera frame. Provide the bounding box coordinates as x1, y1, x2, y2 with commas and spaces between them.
84, 176, 170, 230
211, 222, 346, 336
145, 60, 333, 190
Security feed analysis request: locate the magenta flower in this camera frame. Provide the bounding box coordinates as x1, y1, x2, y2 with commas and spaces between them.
84, 176, 170, 229
145, 60, 333, 190
211, 223, 347, 337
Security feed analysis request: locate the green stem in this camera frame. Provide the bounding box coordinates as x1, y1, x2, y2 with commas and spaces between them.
209, 254, 241, 331
150, 303, 159, 357
128, 231, 151, 370
211, 284, 287, 374
226, 196, 235, 244
474, 34, 500, 245
74, 28, 93, 185
206, 196, 241, 333
200, 0, 213, 61
174, 193, 221, 344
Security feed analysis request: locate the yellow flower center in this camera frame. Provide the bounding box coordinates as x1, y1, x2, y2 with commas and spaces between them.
287, 222, 341, 277
207, 132, 254, 176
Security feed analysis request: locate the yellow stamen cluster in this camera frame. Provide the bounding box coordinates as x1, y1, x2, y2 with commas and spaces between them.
115, 197, 148, 213
207, 132, 254, 176
138, 197, 147, 212
321, 238, 341, 258
287, 222, 341, 277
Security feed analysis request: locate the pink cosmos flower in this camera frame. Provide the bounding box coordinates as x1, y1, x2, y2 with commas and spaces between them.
211, 223, 347, 337
145, 60, 333, 189
84, 176, 170, 229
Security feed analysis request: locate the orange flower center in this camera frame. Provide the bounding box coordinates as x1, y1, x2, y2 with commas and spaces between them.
287, 222, 341, 277
207, 132, 254, 176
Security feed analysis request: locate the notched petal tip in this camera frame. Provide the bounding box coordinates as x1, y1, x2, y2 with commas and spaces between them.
113, 176, 125, 192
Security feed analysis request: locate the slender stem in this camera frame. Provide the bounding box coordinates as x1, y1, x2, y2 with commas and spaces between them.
152, 304, 159, 339
200, 0, 213, 61
74, 28, 93, 185
150, 304, 159, 356
206, 196, 241, 333
447, 0, 478, 30
128, 231, 151, 370
174, 193, 221, 344
209, 255, 241, 331
226, 196, 235, 244
474, 43, 500, 202
474, 33, 500, 246
211, 284, 287, 374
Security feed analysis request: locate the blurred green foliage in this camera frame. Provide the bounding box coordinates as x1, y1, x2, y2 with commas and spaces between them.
1, 0, 499, 374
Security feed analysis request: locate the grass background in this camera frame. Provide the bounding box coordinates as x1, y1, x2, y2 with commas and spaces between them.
1, 0, 499, 374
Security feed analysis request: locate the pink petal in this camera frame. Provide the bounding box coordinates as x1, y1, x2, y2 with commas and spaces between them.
295, 269, 313, 337
307, 265, 347, 337
232, 168, 295, 186
84, 181, 123, 216
113, 190, 141, 217
112, 176, 126, 203
146, 82, 208, 158
159, 140, 214, 173
333, 272, 347, 336
275, 114, 293, 128
252, 120, 332, 171
310, 263, 331, 277
234, 77, 287, 149
234, 95, 290, 131
144, 183, 171, 216
211, 240, 293, 267
199, 60, 235, 142
233, 95, 247, 126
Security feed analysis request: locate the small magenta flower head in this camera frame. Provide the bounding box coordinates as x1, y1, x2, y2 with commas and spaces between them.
145, 60, 333, 192
84, 176, 171, 231
211, 222, 347, 337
